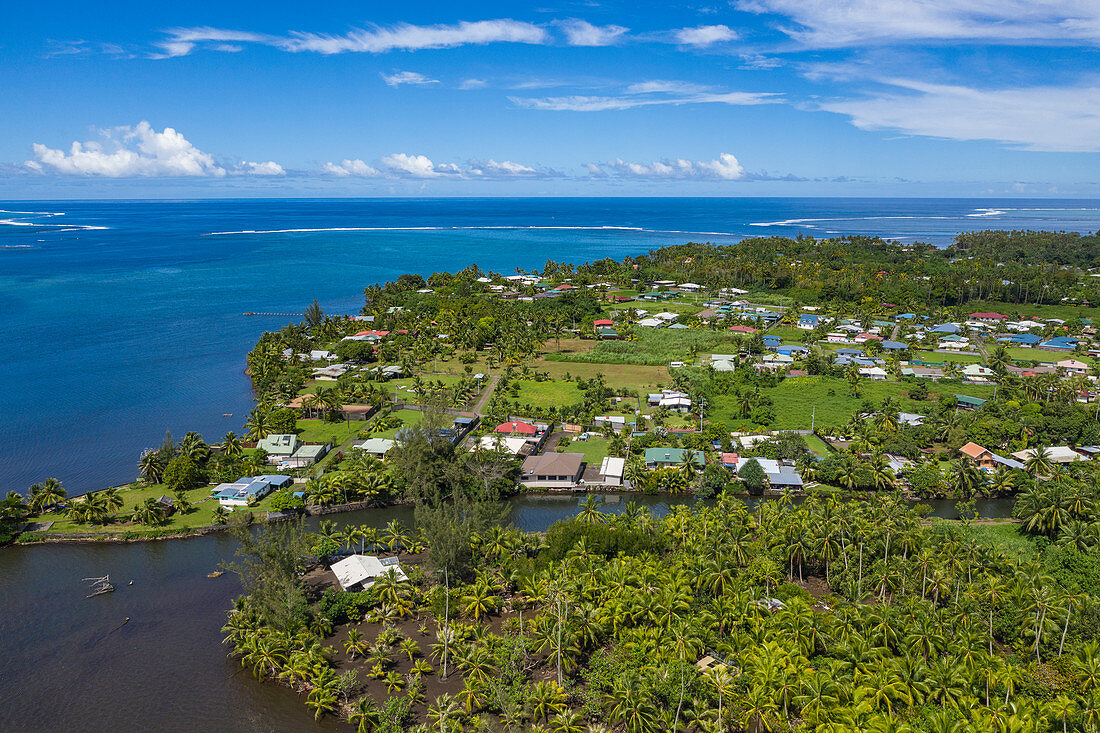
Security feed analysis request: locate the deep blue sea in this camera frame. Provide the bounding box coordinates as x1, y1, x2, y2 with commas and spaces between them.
3, 197, 1100, 495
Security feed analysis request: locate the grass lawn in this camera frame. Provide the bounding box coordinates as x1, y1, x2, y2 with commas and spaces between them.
767, 326, 807, 341
540, 338, 599, 356
34, 481, 281, 536
965, 300, 1100, 322
956, 522, 1038, 561
709, 375, 996, 431
367, 409, 424, 439
532, 358, 670, 392
511, 379, 582, 409
546, 328, 743, 366
1001, 347, 1057, 364
803, 433, 832, 457
556, 436, 612, 465
296, 419, 364, 446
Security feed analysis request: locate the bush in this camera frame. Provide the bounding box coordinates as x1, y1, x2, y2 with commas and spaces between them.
544, 518, 663, 561
270, 491, 305, 511
163, 456, 205, 493
318, 588, 374, 623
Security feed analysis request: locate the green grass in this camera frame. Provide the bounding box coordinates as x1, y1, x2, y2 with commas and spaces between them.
546, 328, 742, 366
956, 522, 1037, 561
295, 419, 363, 446
965, 300, 1100, 322
767, 326, 808, 341
35, 481, 283, 535
1000, 347, 1057, 364
709, 376, 997, 431
803, 433, 832, 457
533, 359, 670, 392
367, 409, 424, 439
511, 379, 582, 409
556, 436, 612, 465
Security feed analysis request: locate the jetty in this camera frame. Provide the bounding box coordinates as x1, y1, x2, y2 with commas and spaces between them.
243, 312, 303, 317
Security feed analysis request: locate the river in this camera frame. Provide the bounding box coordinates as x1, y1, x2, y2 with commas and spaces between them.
0, 492, 1013, 732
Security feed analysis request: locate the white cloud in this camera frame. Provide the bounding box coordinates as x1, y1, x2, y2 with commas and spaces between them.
381, 71, 440, 87
323, 159, 382, 177
460, 78, 488, 90
379, 153, 455, 178
28, 121, 229, 177
672, 25, 739, 46
590, 153, 746, 180
157, 20, 547, 57
237, 160, 285, 176
467, 159, 539, 177
821, 78, 1100, 152
736, 0, 1100, 47
511, 86, 779, 111
558, 19, 629, 46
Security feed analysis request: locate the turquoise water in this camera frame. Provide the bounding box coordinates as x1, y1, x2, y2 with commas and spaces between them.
3, 197, 1099, 494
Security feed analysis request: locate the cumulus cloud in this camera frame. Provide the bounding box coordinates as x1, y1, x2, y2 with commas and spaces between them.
237, 160, 285, 176
558, 19, 629, 46
821, 78, 1100, 152
460, 78, 488, 90
511, 82, 780, 111
28, 121, 229, 177
378, 153, 455, 178
322, 159, 382, 177
735, 0, 1100, 47
467, 159, 539, 177
589, 153, 746, 180
672, 25, 739, 46
155, 20, 547, 57
381, 70, 440, 87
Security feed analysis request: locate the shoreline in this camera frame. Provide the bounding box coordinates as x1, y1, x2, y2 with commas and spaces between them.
6, 486, 1018, 547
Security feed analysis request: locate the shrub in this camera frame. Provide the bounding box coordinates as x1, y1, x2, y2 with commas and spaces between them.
270, 491, 305, 511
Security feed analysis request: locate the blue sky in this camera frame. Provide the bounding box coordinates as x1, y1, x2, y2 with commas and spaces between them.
4, 0, 1100, 197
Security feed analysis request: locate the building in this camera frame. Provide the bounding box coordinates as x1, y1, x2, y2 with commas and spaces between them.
970, 312, 1009, 323
1011, 446, 1089, 464
257, 434, 328, 468
495, 420, 538, 435
958, 443, 1022, 471
477, 435, 535, 456
353, 437, 396, 459
647, 390, 692, 411
212, 475, 293, 507
798, 314, 820, 330
902, 366, 944, 380
598, 456, 625, 486
859, 366, 889, 380
644, 447, 706, 470
520, 453, 585, 488
331, 555, 407, 592
1058, 359, 1090, 375
954, 394, 987, 410
1040, 337, 1078, 351
962, 364, 997, 382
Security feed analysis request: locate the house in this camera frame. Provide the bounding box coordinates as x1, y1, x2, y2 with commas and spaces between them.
998, 333, 1041, 346
677, 282, 703, 293
899, 412, 926, 427
955, 394, 987, 410
902, 366, 944, 380
1058, 359, 1090, 375
331, 555, 407, 592
495, 420, 538, 435
212, 475, 293, 507
718, 287, 748, 297
970, 312, 1009, 323
353, 437, 396, 459
798, 314, 820, 330
881, 340, 908, 351
959, 442, 997, 470
520, 453, 585, 488
312, 364, 351, 380
1040, 337, 1078, 351
930, 323, 961, 334
654, 311, 679, 322
257, 434, 329, 468
710, 357, 736, 372
592, 318, 615, 329
598, 457, 625, 486
340, 404, 377, 421
826, 333, 853, 344
937, 336, 971, 350
859, 366, 889, 380
309, 350, 334, 361
962, 364, 996, 382
647, 390, 692, 411
644, 447, 706, 470
854, 332, 882, 343
477, 435, 535, 456
726, 455, 803, 488
637, 318, 665, 328
1011, 446, 1089, 464
728, 325, 758, 334
597, 328, 620, 340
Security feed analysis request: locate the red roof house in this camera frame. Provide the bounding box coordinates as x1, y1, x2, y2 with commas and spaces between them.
729, 325, 758, 333
495, 421, 537, 435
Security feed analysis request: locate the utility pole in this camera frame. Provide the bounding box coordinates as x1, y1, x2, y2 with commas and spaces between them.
811, 405, 815, 432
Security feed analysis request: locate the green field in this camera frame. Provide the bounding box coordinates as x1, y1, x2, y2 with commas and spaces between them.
534, 358, 669, 392
556, 436, 612, 465
608, 300, 703, 315
709, 375, 996, 431
366, 409, 425, 439
512, 379, 582, 409
546, 328, 742, 366
295, 419, 363, 446
803, 433, 832, 457
32, 481, 283, 536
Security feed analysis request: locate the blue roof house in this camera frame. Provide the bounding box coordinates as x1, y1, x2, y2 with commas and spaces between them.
881, 340, 908, 350
1040, 336, 1078, 351
798, 314, 820, 330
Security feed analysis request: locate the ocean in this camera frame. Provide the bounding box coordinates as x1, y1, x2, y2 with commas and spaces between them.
3, 197, 1100, 495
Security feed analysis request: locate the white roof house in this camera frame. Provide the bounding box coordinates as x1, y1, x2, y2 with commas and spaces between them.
1011, 446, 1089, 464
859, 366, 889, 380
599, 456, 625, 485
1058, 359, 1090, 374
353, 437, 396, 458
331, 555, 407, 592
637, 318, 665, 328
476, 435, 532, 456
654, 312, 680, 322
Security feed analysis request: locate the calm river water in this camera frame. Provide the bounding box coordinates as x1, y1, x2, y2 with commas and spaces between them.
0, 493, 1012, 732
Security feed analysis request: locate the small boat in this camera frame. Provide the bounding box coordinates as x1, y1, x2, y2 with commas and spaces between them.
83, 575, 114, 598
207, 570, 225, 578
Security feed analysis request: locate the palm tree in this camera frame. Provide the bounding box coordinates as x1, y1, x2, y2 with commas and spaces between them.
347, 697, 381, 733
221, 431, 244, 458
28, 478, 66, 514
1026, 445, 1055, 477
577, 495, 607, 524
138, 451, 166, 484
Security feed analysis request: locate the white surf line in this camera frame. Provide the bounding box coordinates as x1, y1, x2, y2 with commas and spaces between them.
204, 225, 745, 237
